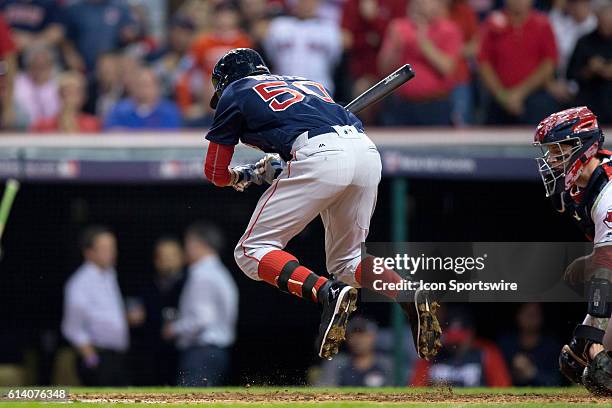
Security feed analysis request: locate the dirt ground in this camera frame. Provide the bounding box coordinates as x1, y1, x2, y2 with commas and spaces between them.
70, 390, 611, 405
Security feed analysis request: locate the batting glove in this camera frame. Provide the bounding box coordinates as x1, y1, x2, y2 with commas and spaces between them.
255, 154, 285, 185
229, 164, 262, 192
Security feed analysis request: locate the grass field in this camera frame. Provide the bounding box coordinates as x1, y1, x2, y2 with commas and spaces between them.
1, 387, 611, 407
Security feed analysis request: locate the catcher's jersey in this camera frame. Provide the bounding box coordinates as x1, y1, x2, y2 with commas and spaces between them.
205, 75, 363, 161
591, 167, 612, 247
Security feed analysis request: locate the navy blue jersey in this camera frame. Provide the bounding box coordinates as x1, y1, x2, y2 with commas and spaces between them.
1, 0, 62, 33
205, 75, 364, 161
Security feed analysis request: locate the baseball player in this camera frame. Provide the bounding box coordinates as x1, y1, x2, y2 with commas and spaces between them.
203, 48, 442, 360
534, 106, 612, 395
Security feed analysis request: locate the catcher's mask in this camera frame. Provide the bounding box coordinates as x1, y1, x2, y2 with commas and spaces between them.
533, 106, 604, 197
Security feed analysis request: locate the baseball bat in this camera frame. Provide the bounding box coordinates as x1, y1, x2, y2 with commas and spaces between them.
344, 64, 415, 114
0, 179, 20, 245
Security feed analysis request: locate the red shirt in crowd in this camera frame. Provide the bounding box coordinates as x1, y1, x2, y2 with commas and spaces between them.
0, 15, 16, 99
478, 10, 557, 88
410, 339, 512, 387
32, 115, 101, 133
379, 16, 462, 100
448, 0, 479, 84
341, 0, 407, 79
0, 15, 15, 58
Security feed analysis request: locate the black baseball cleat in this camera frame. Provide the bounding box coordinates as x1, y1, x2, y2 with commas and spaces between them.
399, 288, 442, 360
315, 280, 358, 360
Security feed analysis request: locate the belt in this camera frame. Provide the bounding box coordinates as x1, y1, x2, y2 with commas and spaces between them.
289, 125, 363, 160
307, 125, 363, 139
307, 125, 337, 139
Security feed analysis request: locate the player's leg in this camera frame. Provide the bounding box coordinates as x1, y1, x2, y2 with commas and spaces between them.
567, 315, 612, 396
233, 145, 358, 359
320, 135, 441, 359
234, 162, 331, 301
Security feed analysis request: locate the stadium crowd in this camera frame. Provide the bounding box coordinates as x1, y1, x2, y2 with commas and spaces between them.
0, 0, 610, 132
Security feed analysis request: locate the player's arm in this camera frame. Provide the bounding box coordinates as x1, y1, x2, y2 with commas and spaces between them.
204, 142, 236, 187
204, 88, 254, 190
204, 86, 282, 190
204, 143, 283, 190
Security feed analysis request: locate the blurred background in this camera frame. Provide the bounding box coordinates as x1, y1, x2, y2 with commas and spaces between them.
0, 0, 611, 390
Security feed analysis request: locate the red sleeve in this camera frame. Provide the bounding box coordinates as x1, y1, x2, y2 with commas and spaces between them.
204, 142, 235, 187
477, 20, 494, 64
409, 359, 431, 386
462, 4, 479, 41
438, 22, 463, 58
0, 15, 16, 57
481, 342, 512, 387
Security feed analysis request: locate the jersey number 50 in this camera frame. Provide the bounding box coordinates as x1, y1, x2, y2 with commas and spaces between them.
252, 81, 334, 112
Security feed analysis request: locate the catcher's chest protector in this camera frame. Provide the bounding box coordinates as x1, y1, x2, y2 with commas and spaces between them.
567, 150, 612, 240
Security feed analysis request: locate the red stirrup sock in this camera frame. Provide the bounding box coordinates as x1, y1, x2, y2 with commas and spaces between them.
355, 256, 403, 300
258, 250, 328, 302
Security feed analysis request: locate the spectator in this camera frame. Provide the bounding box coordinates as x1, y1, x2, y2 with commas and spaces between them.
31, 71, 100, 133
447, 0, 480, 126
0, 14, 18, 129
124, 1, 159, 59
550, 0, 597, 77
566, 0, 612, 123
148, 15, 196, 99
176, 5, 251, 127
13, 44, 60, 126
130, 237, 186, 385
85, 52, 124, 119
239, 0, 282, 46
128, 0, 166, 42
162, 222, 238, 387
341, 0, 406, 122
177, 0, 218, 33
61, 226, 129, 386
1, 0, 65, 52
63, 0, 139, 72
410, 306, 511, 387
378, 0, 463, 125
263, 0, 343, 93
104, 67, 182, 130
469, 0, 499, 19
547, 0, 597, 106
118, 53, 145, 98
498, 303, 563, 386
478, 0, 559, 124
316, 317, 392, 387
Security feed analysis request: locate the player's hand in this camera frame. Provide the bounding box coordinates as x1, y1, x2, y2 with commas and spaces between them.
563, 255, 591, 286
254, 154, 284, 185
230, 164, 262, 192
504, 89, 525, 116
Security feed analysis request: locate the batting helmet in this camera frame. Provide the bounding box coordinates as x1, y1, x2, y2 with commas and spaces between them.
210, 48, 270, 109
533, 106, 604, 197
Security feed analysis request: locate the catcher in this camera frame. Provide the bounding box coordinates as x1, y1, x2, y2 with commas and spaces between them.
534, 106, 612, 395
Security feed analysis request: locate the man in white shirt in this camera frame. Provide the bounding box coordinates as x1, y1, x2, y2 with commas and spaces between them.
162, 222, 239, 386
262, 0, 342, 93
550, 0, 597, 77
61, 226, 129, 386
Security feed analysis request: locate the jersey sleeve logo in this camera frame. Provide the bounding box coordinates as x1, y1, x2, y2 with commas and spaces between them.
604, 207, 612, 228
252, 80, 334, 112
